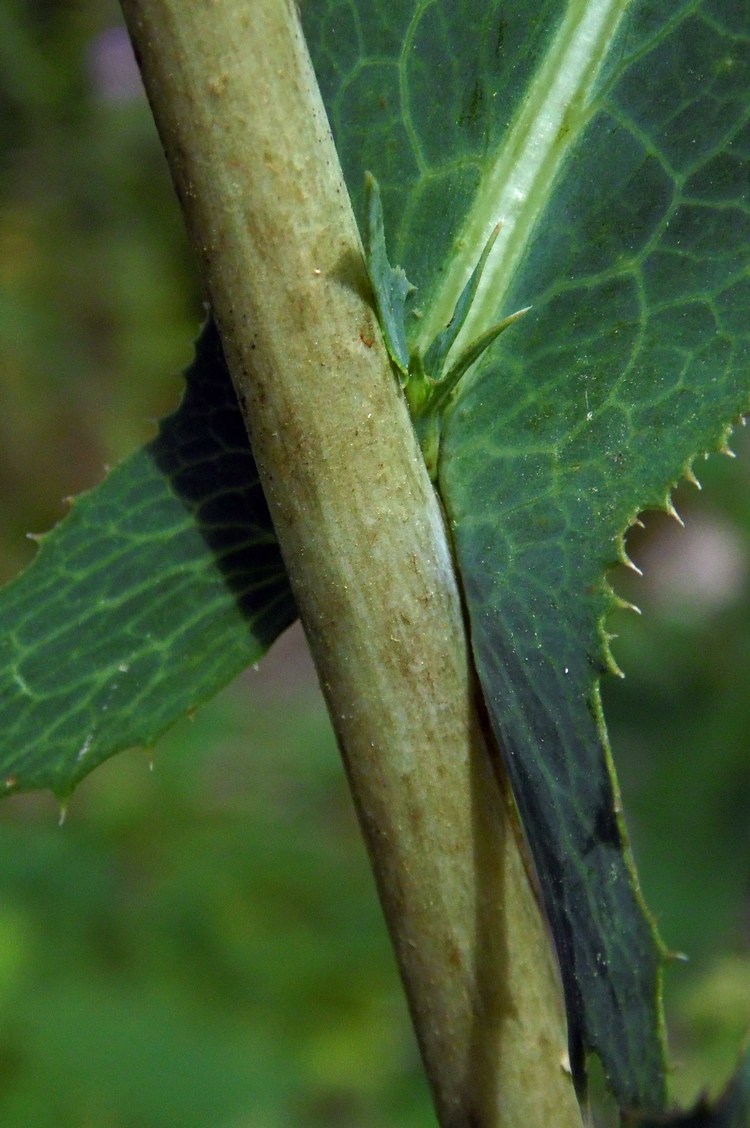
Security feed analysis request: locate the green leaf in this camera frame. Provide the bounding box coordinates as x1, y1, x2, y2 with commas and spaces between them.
363, 171, 414, 377
364, 196, 526, 478
302, 0, 750, 1112
0, 320, 296, 797
410, 307, 528, 481
421, 222, 501, 380
426, 305, 529, 419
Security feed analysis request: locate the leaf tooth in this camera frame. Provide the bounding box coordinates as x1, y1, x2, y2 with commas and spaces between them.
683, 466, 702, 490
665, 501, 685, 527
600, 633, 625, 679
711, 419, 738, 457
619, 552, 643, 576
612, 594, 642, 616
595, 596, 623, 674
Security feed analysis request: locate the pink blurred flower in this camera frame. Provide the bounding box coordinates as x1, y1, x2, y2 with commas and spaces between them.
88, 26, 143, 103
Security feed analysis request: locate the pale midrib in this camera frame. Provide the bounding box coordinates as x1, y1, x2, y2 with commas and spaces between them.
414, 0, 633, 357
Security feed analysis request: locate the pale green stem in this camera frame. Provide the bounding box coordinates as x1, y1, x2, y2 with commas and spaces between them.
119, 2, 584, 1125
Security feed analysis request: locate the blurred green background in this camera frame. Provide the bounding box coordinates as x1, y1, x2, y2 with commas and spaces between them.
0, 2, 747, 1125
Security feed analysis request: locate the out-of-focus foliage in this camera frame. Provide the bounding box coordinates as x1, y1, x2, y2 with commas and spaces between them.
0, 0, 199, 582
0, 2, 746, 1126
0, 632, 432, 1128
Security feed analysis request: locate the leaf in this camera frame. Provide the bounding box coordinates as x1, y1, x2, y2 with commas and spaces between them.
424, 304, 529, 420
302, 0, 750, 1112
364, 198, 528, 479
363, 171, 414, 377
0, 320, 296, 797
421, 222, 501, 381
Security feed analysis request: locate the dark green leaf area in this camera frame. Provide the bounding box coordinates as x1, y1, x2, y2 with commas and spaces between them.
439, 3, 750, 1113
626, 1048, 750, 1128
0, 320, 296, 797
453, 507, 666, 1108
302, 0, 565, 297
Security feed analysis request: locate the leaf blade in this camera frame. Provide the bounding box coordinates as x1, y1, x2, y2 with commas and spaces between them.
0, 320, 296, 796
304, 0, 750, 1111
437, 1, 750, 1109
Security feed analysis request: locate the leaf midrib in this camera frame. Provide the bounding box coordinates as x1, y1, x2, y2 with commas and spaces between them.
414, 0, 632, 356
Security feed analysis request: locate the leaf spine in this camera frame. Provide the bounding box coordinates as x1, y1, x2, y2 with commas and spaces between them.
619, 553, 643, 576
601, 636, 625, 679
665, 502, 685, 527
612, 595, 641, 616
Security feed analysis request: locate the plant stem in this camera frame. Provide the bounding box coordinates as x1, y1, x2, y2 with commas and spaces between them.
120, 2, 584, 1124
